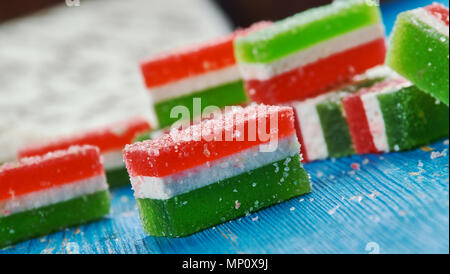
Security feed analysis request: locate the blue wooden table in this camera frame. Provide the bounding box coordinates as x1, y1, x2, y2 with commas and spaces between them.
1, 0, 449, 254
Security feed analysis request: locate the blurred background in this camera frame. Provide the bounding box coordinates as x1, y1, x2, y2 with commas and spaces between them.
0, 0, 443, 164
0, 0, 339, 24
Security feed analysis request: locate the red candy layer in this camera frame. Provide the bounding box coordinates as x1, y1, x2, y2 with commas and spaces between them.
342, 94, 378, 154
245, 38, 387, 105
124, 105, 297, 177
424, 3, 449, 26
0, 146, 104, 200
140, 22, 271, 88
18, 116, 151, 159
342, 78, 409, 154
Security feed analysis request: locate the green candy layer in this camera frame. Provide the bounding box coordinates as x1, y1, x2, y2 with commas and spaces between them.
317, 98, 355, 158
136, 154, 310, 237
0, 190, 110, 247
133, 131, 152, 143
106, 167, 130, 188
387, 12, 449, 105
154, 80, 248, 128
234, 0, 381, 64
378, 85, 449, 151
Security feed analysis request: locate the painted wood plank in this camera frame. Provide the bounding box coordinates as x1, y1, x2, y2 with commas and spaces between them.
1, 138, 448, 254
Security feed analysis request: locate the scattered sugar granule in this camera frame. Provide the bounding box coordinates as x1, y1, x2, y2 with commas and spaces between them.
203, 145, 211, 158
327, 205, 341, 215
316, 171, 324, 178
120, 196, 128, 203
444, 139, 449, 146
362, 158, 370, 165
299, 198, 304, 202
252, 216, 259, 222
65, 242, 80, 254
309, 198, 314, 202
418, 160, 424, 168
284, 157, 291, 166
235, 200, 241, 210
409, 169, 424, 176
349, 195, 364, 203
252, 182, 257, 187
233, 188, 238, 193
369, 215, 381, 223
431, 149, 447, 159
290, 207, 295, 211
273, 163, 279, 173
367, 191, 381, 199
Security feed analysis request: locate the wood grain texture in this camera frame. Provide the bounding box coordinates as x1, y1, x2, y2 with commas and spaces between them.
1, 139, 448, 254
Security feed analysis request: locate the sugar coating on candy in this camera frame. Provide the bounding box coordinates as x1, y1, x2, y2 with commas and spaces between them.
291, 67, 394, 162
0, 174, 107, 217
141, 22, 271, 129
417, 3, 449, 35
124, 104, 296, 177
134, 153, 310, 237
424, 3, 449, 26
243, 38, 386, 104
152, 80, 249, 129
344, 77, 449, 153
234, 0, 382, 64
129, 134, 299, 199
387, 3, 449, 105
292, 93, 338, 162
141, 22, 271, 89
18, 117, 151, 159
127, 105, 309, 237
343, 78, 410, 153
293, 91, 354, 162
234, 0, 386, 104
351, 65, 399, 87
1, 145, 104, 200
237, 24, 385, 81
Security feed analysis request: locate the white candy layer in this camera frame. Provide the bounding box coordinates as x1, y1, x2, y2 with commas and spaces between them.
361, 92, 389, 152
0, 175, 108, 217
130, 134, 300, 200
102, 150, 125, 170
293, 92, 345, 161
148, 65, 241, 103
238, 23, 385, 81
412, 8, 449, 37
361, 82, 413, 152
